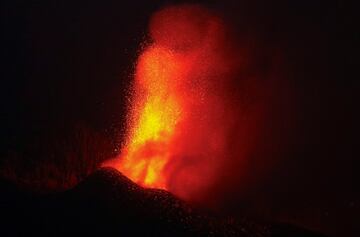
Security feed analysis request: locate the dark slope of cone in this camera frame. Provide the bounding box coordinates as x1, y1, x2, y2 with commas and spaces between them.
0, 167, 328, 236
64, 167, 270, 236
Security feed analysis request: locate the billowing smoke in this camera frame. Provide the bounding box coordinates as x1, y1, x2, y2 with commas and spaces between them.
104, 4, 293, 207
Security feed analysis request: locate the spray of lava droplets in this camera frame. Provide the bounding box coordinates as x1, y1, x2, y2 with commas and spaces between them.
104, 4, 286, 201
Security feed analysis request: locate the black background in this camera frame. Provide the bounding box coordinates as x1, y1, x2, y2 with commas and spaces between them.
0, 1, 358, 236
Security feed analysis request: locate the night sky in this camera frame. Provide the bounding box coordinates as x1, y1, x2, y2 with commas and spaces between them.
0, 1, 359, 236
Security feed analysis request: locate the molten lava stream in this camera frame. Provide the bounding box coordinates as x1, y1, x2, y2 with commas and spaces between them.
118, 46, 184, 189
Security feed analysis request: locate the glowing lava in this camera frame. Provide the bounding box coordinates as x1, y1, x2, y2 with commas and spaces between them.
118, 46, 184, 189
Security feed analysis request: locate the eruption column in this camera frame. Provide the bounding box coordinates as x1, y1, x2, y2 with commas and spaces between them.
108, 4, 236, 200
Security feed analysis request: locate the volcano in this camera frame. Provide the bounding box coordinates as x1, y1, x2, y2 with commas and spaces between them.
0, 167, 328, 236
1, 1, 357, 236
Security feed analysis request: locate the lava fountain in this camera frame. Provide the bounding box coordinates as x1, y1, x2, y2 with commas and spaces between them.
104, 4, 288, 202
105, 5, 230, 196
118, 46, 183, 189
116, 4, 225, 191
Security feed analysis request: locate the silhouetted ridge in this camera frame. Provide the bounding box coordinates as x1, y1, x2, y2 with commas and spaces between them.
0, 167, 328, 236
